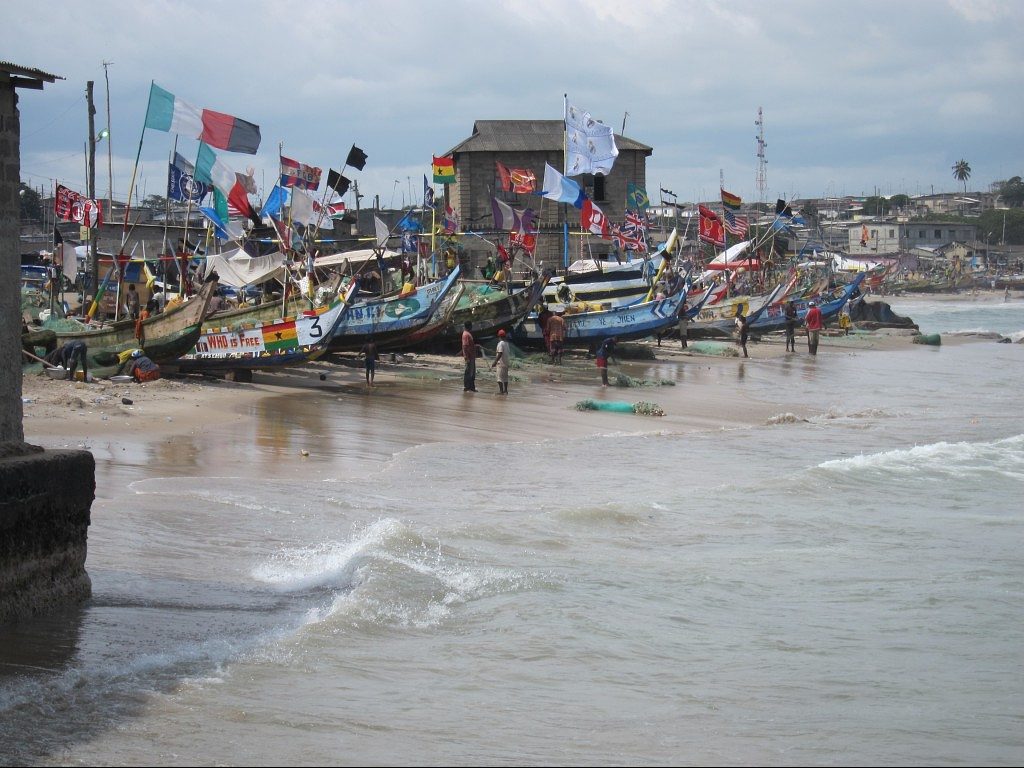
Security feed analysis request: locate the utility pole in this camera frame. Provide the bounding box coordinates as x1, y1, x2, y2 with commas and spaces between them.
102, 61, 113, 219
86, 81, 98, 305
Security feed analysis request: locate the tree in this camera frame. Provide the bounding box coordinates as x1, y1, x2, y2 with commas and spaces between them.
977, 208, 1024, 245
952, 159, 971, 195
19, 182, 42, 222
142, 194, 168, 209
995, 176, 1024, 208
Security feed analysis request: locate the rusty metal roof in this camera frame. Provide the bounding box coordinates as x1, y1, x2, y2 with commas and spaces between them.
0, 61, 62, 88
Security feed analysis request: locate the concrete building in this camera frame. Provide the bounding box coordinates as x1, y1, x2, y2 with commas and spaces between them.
443, 120, 652, 272
847, 220, 978, 255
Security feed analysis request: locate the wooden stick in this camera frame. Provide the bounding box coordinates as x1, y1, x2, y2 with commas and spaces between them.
21, 347, 60, 369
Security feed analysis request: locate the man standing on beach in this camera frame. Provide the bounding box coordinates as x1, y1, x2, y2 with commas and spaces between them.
547, 310, 566, 364
677, 299, 689, 349
805, 300, 823, 356
490, 329, 510, 395
359, 338, 379, 387
462, 321, 478, 392
596, 336, 617, 386
735, 309, 749, 358
784, 301, 798, 352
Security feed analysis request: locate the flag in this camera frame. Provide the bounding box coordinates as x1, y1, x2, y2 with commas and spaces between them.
194, 143, 257, 221
423, 175, 435, 209
271, 217, 292, 249
626, 182, 650, 212
54, 184, 103, 226
496, 161, 536, 193
346, 145, 368, 170
401, 232, 419, 254
327, 169, 351, 197
259, 185, 287, 220
144, 83, 260, 154
432, 155, 455, 184
510, 229, 536, 254
168, 152, 210, 203
260, 319, 298, 352
699, 208, 725, 247
721, 188, 742, 210
775, 198, 793, 217
325, 200, 346, 220
623, 211, 648, 251
540, 163, 585, 208
280, 155, 322, 191
442, 204, 459, 234
565, 103, 618, 176
723, 209, 748, 236
491, 198, 536, 233
290, 187, 315, 226
397, 210, 422, 232
199, 206, 244, 241
374, 215, 389, 248
581, 199, 610, 238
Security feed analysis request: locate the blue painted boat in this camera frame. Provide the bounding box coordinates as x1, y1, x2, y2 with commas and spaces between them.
750, 272, 866, 334
327, 266, 462, 351
512, 281, 715, 349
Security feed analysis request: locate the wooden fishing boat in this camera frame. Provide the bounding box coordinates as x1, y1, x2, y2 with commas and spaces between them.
512, 282, 713, 349
442, 274, 549, 341
686, 281, 788, 340
175, 283, 358, 374
327, 266, 462, 352
379, 281, 465, 349
750, 273, 866, 334
41, 279, 218, 378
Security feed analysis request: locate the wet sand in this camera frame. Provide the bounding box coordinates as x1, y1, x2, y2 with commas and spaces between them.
22, 328, 924, 458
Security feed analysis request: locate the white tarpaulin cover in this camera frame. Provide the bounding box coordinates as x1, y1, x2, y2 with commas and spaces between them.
314, 248, 401, 269
202, 248, 288, 287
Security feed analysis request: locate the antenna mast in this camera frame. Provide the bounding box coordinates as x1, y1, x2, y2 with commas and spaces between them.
755, 107, 767, 207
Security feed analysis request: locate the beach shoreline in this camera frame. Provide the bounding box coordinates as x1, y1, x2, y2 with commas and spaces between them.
21, 327, 962, 454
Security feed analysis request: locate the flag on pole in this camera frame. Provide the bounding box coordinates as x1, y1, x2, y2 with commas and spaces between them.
540, 163, 585, 208
432, 155, 456, 184
721, 188, 742, 210
345, 145, 368, 170
194, 142, 257, 221
145, 83, 261, 154
423, 175, 435, 209
168, 152, 210, 202
491, 198, 536, 233
699, 207, 725, 247
496, 161, 536, 193
581, 199, 610, 238
326, 169, 351, 197
723, 209, 748, 236
565, 103, 618, 176
280, 156, 322, 190
626, 182, 650, 212
290, 187, 316, 226
54, 184, 103, 226
199, 206, 245, 241
442, 204, 459, 234
374, 216, 389, 248
259, 185, 287, 220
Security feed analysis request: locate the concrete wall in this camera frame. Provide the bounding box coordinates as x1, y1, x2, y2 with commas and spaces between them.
1, 81, 23, 444
0, 449, 94, 623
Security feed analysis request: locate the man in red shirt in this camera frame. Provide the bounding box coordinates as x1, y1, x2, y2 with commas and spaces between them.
804, 300, 823, 356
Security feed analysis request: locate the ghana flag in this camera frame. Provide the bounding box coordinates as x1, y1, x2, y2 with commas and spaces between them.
432, 155, 455, 184
261, 320, 298, 351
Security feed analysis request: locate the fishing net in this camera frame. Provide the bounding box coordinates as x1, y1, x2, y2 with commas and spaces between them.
575, 399, 665, 416
612, 373, 676, 388
688, 341, 740, 357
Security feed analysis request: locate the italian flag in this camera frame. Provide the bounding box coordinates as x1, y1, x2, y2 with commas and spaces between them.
195, 143, 256, 222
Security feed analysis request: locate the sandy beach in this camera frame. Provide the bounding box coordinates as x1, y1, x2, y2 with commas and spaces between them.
22, 325, 925, 453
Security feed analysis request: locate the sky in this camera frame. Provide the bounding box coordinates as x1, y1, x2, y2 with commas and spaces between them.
5, 0, 1024, 212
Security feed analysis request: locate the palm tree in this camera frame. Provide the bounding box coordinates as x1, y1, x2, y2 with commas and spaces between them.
952, 159, 971, 195
952, 159, 971, 216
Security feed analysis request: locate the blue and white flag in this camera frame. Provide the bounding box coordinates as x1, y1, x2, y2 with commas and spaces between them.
540, 163, 585, 208
167, 152, 209, 203
565, 103, 618, 176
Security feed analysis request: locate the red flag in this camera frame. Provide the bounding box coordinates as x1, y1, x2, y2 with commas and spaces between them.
496, 161, 512, 192
699, 213, 725, 247
510, 230, 536, 253
581, 199, 610, 238
698, 204, 719, 222
55, 184, 103, 227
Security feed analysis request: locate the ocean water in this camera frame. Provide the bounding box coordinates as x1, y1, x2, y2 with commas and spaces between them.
2, 304, 1023, 766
